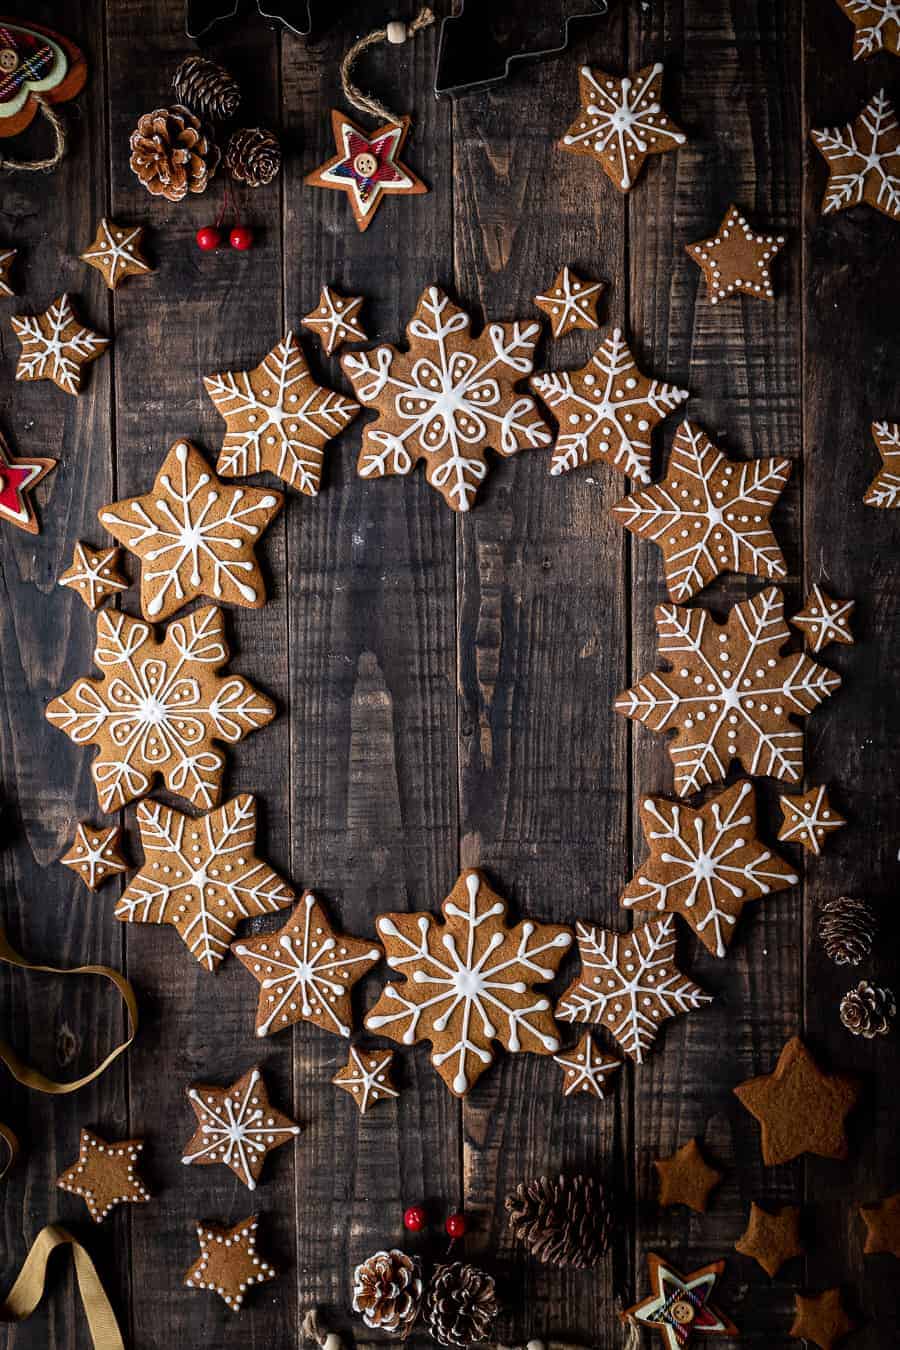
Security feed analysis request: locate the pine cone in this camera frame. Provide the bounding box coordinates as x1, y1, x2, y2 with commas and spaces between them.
818, 896, 878, 966
173, 55, 241, 122
505, 1173, 610, 1271
352, 1249, 422, 1337
129, 105, 219, 202
225, 126, 281, 188
422, 1262, 498, 1349
840, 981, 896, 1038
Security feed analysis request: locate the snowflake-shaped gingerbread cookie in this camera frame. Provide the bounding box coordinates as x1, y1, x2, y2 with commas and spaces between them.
342, 285, 551, 512
0, 248, 17, 297
12, 293, 109, 395
560, 62, 686, 191
46, 605, 275, 812
366, 869, 572, 1097
616, 587, 841, 797
835, 0, 900, 59
811, 89, 900, 220
865, 421, 900, 507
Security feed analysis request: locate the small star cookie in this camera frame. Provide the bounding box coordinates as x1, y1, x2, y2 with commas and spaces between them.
789, 1288, 857, 1350
58, 542, 129, 610
61, 822, 128, 891
332, 1046, 400, 1114
182, 1066, 301, 1189
733, 1035, 861, 1165
865, 420, 900, 508
623, 1252, 738, 1347
0, 428, 55, 535
184, 1216, 276, 1312
835, 0, 900, 60
80, 219, 153, 290
791, 584, 855, 653
302, 284, 366, 355
778, 784, 847, 856
859, 1191, 900, 1258
0, 247, 17, 297
560, 62, 686, 192
653, 1138, 723, 1214
735, 1202, 803, 1278
686, 205, 786, 304
553, 1030, 621, 1100
811, 89, 900, 220
56, 1129, 150, 1223
534, 265, 604, 337
11, 293, 110, 395
305, 111, 427, 232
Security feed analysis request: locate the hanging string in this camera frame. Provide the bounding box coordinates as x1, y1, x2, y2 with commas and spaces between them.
0, 1225, 126, 1350
301, 1306, 344, 1350
0, 97, 68, 173
340, 7, 435, 123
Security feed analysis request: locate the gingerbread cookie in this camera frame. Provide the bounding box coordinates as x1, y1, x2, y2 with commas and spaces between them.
182, 1066, 300, 1189
205, 331, 359, 496
616, 586, 842, 798
622, 780, 799, 958
343, 285, 550, 513
332, 1046, 400, 1114
553, 1031, 621, 1100
116, 795, 293, 973
305, 112, 427, 232
56, 1129, 149, 1223
366, 869, 572, 1097
555, 914, 712, 1064
61, 822, 128, 891
234, 890, 381, 1037
686, 205, 786, 304
0, 247, 17, 297
623, 1253, 738, 1348
791, 584, 855, 653
733, 1035, 861, 1165
612, 420, 791, 600
58, 542, 128, 610
531, 328, 688, 485
0, 428, 55, 535
778, 784, 846, 856
811, 90, 900, 220
864, 420, 900, 508
534, 266, 604, 337
560, 63, 686, 191
653, 1138, 723, 1214
302, 284, 366, 355
46, 605, 276, 813
80, 219, 153, 290
184, 1216, 276, 1311
11, 294, 109, 395
789, 1289, 857, 1349
859, 1191, 900, 1258
835, 0, 900, 60
735, 1202, 803, 1277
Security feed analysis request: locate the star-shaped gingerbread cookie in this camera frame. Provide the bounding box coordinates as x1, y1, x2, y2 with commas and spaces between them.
777, 784, 846, 856
0, 428, 55, 535
0, 247, 17, 297
56, 1129, 150, 1223
184, 1216, 276, 1311
686, 205, 786, 304
99, 438, 282, 622
811, 89, 900, 220
332, 1046, 400, 1114
733, 1035, 861, 1165
58, 542, 129, 610
553, 1031, 621, 1100
735, 1202, 803, 1277
61, 822, 128, 891
205, 331, 359, 496
864, 420, 900, 508
835, 0, 900, 60
560, 62, 686, 192
860, 1191, 900, 1258
11, 293, 109, 395
80, 219, 153, 290
305, 111, 427, 232
534, 266, 604, 337
791, 584, 855, 653
653, 1138, 723, 1213
182, 1066, 300, 1189
302, 284, 366, 355
789, 1288, 857, 1349
623, 1252, 738, 1348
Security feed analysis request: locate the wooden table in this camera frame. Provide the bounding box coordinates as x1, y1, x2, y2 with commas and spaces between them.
2, 2, 898, 1346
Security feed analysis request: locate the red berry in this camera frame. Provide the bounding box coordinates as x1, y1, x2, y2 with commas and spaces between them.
229, 225, 254, 251
445, 1212, 467, 1239
196, 225, 222, 252
403, 1205, 426, 1232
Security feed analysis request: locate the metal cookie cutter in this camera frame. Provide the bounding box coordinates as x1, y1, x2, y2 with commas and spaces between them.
185, 0, 315, 39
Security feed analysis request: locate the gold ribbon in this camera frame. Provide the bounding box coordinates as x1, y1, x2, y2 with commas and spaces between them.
0, 1224, 125, 1349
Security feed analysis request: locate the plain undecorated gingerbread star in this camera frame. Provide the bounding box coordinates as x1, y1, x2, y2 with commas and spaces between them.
864, 421, 900, 508
332, 1046, 400, 1114
686, 204, 786, 303
777, 784, 846, 856
534, 266, 604, 337
0, 248, 17, 297
184, 1216, 276, 1312
58, 542, 129, 610
811, 89, 900, 220
0, 429, 55, 535
860, 1191, 900, 1258
789, 1288, 857, 1349
735, 1202, 803, 1277
302, 284, 366, 355
560, 62, 686, 192
56, 1129, 149, 1223
182, 1066, 301, 1189
791, 584, 855, 654
80, 219, 153, 290
733, 1035, 861, 1165
553, 1030, 621, 1100
61, 822, 128, 891
653, 1138, 723, 1213
12, 293, 109, 395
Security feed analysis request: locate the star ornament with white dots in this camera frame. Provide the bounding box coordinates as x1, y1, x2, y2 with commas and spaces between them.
553, 1031, 621, 1099
790, 583, 855, 654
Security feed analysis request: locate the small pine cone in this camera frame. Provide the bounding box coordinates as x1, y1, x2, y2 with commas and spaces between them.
840, 981, 896, 1038
818, 896, 878, 966
422, 1262, 498, 1349
225, 126, 281, 187
505, 1173, 610, 1271
129, 105, 219, 202
352, 1249, 422, 1337
173, 55, 241, 121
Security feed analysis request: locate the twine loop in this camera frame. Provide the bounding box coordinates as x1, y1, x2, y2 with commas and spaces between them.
340, 6, 435, 123
0, 97, 68, 173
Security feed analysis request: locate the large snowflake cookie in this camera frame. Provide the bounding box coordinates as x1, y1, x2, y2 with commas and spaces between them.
342, 285, 551, 513
615, 587, 841, 797
46, 605, 276, 812
556, 914, 712, 1063
365, 869, 572, 1097
234, 890, 382, 1037
531, 328, 688, 485
864, 420, 900, 507
835, 0, 900, 59
116, 794, 294, 972
613, 421, 790, 601
182, 1066, 300, 1188
11, 293, 109, 395
622, 780, 799, 958
204, 331, 360, 496
560, 62, 686, 192
811, 90, 900, 220
100, 439, 282, 621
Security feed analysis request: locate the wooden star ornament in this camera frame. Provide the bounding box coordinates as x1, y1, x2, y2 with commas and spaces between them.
332, 1046, 400, 1114
860, 1191, 900, 1259
56, 1129, 150, 1223
791, 584, 855, 653
0, 428, 55, 535
305, 111, 427, 232
553, 1031, 621, 1100
534, 265, 604, 337
61, 822, 128, 892
184, 1216, 276, 1312
622, 1252, 738, 1349
653, 1138, 723, 1213
789, 1288, 857, 1349
182, 1066, 301, 1189
58, 542, 129, 610
735, 1202, 803, 1277
80, 218, 153, 290
0, 247, 17, 297
302, 284, 366, 355
733, 1035, 861, 1165
686, 204, 786, 304
778, 784, 847, 856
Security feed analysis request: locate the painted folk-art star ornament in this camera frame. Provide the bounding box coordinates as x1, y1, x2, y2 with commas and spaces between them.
686, 205, 786, 304
332, 1046, 400, 1114
80, 218, 153, 290
613, 420, 791, 601
864, 420, 900, 507
560, 63, 686, 192
306, 112, 427, 232
811, 89, 900, 220
11, 293, 109, 395
0, 20, 87, 138
622, 1252, 738, 1349
182, 1066, 301, 1189
61, 821, 128, 892
184, 1216, 276, 1312
533, 265, 604, 338
789, 1289, 857, 1350
234, 890, 382, 1038
0, 247, 17, 296
835, 0, 900, 59
622, 780, 799, 958
100, 439, 283, 622
205, 331, 359, 496
553, 1030, 621, 1100
58, 542, 128, 610
790, 584, 855, 653
0, 427, 55, 535
302, 284, 366, 355
733, 1035, 861, 1165
778, 784, 847, 856
56, 1130, 150, 1223
531, 327, 688, 485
